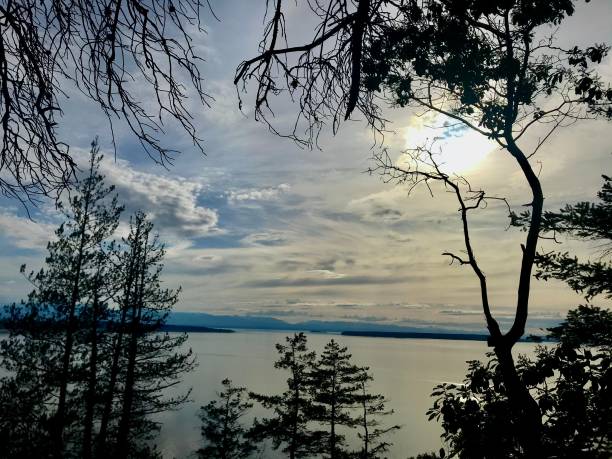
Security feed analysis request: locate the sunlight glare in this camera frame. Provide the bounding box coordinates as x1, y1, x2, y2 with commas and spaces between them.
403, 116, 495, 174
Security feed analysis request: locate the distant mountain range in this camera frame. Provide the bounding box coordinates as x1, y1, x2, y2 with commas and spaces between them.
167, 311, 487, 336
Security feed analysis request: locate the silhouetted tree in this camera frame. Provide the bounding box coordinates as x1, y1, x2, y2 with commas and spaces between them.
310, 339, 363, 459
424, 177, 612, 458
197, 378, 256, 459
353, 368, 400, 459
104, 212, 195, 459
0, 141, 122, 457
0, 0, 211, 203
0, 147, 193, 458
425, 305, 612, 459
250, 332, 322, 458
236, 3, 612, 455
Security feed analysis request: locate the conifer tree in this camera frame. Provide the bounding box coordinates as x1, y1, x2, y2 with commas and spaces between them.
109, 212, 195, 459
353, 368, 400, 459
0, 141, 122, 457
197, 378, 256, 459
250, 333, 322, 458
0, 143, 194, 459
310, 339, 362, 459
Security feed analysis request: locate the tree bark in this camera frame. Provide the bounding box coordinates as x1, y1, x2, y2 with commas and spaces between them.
82, 288, 101, 459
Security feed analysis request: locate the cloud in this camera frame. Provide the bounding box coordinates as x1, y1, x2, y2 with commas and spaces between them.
0, 211, 56, 251
305, 269, 346, 279
242, 231, 288, 246
227, 184, 290, 203
241, 274, 412, 288
98, 157, 220, 239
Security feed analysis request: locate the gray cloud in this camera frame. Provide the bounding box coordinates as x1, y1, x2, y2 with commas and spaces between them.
98, 157, 220, 239
241, 274, 414, 288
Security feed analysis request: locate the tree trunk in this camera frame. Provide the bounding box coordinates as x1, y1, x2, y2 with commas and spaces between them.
498, 137, 544, 457
494, 343, 542, 458
54, 199, 90, 456
116, 234, 147, 458
82, 290, 100, 459
96, 226, 141, 457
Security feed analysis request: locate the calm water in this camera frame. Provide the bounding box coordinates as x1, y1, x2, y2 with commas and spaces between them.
155, 330, 539, 458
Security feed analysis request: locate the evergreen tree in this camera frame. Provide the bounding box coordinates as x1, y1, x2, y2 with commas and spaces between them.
250, 333, 322, 458
353, 368, 400, 459
197, 378, 256, 459
0, 144, 194, 459
310, 339, 362, 459
0, 141, 122, 458
105, 212, 195, 459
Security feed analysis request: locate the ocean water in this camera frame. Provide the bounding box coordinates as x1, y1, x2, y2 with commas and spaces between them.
155, 330, 539, 458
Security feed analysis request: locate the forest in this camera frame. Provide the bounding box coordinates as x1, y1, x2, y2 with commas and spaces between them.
0, 0, 611, 458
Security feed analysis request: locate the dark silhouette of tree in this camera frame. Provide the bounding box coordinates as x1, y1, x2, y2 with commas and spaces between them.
423, 177, 612, 458
0, 0, 211, 204
0, 146, 194, 458
0, 141, 121, 457
424, 305, 612, 459
197, 378, 256, 459
112, 212, 195, 459
236, 2, 611, 455
250, 332, 322, 458
353, 368, 400, 459
309, 339, 362, 459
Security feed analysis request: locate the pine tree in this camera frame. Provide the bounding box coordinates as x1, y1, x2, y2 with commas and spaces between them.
250, 333, 322, 458
197, 378, 256, 459
0, 143, 194, 459
108, 212, 195, 459
0, 140, 122, 458
310, 339, 362, 459
353, 368, 400, 459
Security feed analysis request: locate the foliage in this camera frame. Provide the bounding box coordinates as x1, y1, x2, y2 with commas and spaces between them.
309, 339, 364, 459
0, 143, 193, 458
0, 0, 210, 203
425, 307, 612, 459
250, 333, 322, 459
197, 379, 256, 459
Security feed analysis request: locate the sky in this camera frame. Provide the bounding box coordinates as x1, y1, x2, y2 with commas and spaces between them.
0, 1, 611, 334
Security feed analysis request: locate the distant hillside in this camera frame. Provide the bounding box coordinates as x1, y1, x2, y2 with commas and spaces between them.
160, 324, 233, 333
168, 311, 489, 336
342, 330, 489, 341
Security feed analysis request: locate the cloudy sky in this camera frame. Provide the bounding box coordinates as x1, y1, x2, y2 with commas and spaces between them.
0, 1, 610, 333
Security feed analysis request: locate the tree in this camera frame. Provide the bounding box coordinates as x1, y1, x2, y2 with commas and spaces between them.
250, 332, 322, 459
424, 178, 612, 458
197, 378, 256, 459
0, 150, 194, 458
0, 0, 211, 203
310, 339, 362, 459
236, 2, 612, 455
353, 368, 400, 459
0, 141, 122, 457
424, 305, 612, 459
112, 212, 195, 459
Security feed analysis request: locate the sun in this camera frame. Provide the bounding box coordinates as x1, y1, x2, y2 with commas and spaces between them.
402, 115, 496, 174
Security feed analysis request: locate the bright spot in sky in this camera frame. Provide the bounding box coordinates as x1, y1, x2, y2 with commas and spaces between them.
403, 116, 496, 174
